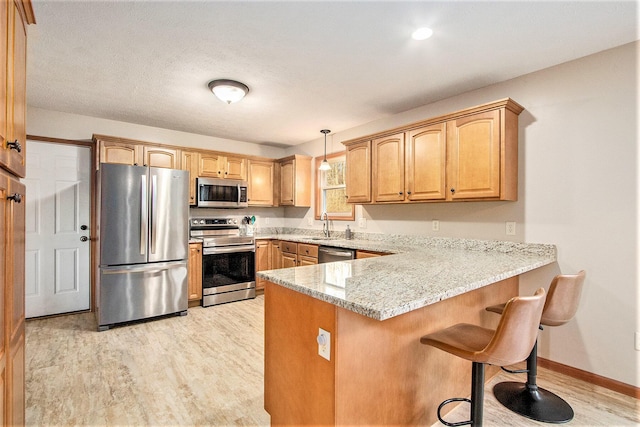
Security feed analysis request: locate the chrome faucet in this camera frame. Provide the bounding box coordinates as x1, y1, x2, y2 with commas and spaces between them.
321, 212, 330, 238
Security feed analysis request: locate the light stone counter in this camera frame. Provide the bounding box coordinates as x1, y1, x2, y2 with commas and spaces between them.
257, 234, 556, 321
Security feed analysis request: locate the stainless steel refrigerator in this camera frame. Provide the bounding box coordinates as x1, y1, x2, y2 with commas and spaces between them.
97, 163, 189, 331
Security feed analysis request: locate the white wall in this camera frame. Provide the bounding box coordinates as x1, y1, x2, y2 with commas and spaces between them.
289, 42, 639, 387
27, 107, 287, 159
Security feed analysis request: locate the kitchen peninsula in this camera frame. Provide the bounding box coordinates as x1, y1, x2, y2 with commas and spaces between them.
258, 236, 556, 426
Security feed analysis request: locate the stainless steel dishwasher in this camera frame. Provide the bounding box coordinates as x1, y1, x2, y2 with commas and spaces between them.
318, 246, 356, 263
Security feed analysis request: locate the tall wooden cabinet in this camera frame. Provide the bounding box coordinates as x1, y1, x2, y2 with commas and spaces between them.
345, 141, 371, 204
248, 160, 275, 206
1, 2, 34, 425
187, 243, 202, 303
279, 155, 311, 207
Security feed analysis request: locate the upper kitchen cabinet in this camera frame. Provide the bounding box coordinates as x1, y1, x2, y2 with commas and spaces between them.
372, 133, 405, 203
279, 155, 311, 207
344, 140, 371, 204
94, 135, 180, 169
342, 98, 523, 204
199, 152, 247, 180
181, 151, 199, 205
248, 159, 275, 206
1, 0, 34, 178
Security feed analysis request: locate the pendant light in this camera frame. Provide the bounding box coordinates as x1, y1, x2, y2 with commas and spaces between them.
319, 129, 331, 171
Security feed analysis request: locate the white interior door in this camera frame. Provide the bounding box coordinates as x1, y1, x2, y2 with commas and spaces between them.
24, 140, 91, 318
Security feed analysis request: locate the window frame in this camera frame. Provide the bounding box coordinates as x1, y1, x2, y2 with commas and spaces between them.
314, 151, 355, 221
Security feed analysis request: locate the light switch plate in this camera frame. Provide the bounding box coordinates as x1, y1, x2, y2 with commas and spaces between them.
317, 328, 331, 361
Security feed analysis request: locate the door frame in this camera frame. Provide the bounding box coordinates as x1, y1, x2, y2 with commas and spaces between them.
26, 135, 97, 313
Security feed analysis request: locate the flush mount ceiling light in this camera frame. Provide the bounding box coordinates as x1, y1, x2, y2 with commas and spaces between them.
319, 129, 331, 171
412, 27, 434, 41
208, 79, 249, 104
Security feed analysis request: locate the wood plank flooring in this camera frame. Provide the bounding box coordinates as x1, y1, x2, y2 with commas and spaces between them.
26, 295, 638, 426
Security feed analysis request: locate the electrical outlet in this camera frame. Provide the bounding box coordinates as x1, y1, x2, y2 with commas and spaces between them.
635, 332, 640, 351
358, 218, 367, 229
307, 217, 313, 226
432, 220, 440, 232
317, 328, 331, 360
506, 221, 516, 235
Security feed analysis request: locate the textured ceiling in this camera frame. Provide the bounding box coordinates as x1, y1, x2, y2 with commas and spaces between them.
27, 1, 638, 146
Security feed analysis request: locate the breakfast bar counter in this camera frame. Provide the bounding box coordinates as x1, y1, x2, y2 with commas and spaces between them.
258, 237, 556, 426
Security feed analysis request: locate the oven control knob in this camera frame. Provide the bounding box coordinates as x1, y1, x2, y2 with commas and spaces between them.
231, 219, 237, 224
199, 220, 205, 224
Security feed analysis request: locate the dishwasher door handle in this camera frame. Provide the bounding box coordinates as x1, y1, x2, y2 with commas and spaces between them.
319, 249, 353, 258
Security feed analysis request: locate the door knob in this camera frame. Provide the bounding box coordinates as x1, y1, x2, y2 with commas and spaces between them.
7, 140, 21, 153
80, 236, 88, 242
81, 225, 88, 230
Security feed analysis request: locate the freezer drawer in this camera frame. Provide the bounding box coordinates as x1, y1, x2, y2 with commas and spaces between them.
98, 261, 188, 331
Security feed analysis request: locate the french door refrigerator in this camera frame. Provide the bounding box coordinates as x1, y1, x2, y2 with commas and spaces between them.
97, 163, 189, 331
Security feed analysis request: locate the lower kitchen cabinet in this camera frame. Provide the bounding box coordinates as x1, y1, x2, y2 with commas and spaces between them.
188, 242, 202, 304
255, 240, 272, 291
355, 250, 387, 259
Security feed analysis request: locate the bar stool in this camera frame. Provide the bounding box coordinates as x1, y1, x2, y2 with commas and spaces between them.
486, 270, 585, 423
420, 288, 546, 427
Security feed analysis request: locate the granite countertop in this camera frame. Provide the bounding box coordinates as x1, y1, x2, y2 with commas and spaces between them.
256, 234, 556, 321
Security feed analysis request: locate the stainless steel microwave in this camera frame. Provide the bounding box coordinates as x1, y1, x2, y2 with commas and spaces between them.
196, 178, 248, 208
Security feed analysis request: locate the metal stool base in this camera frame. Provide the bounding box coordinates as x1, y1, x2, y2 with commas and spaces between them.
493, 381, 574, 424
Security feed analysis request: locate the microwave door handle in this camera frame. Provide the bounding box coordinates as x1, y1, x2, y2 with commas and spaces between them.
140, 174, 147, 255
237, 183, 241, 205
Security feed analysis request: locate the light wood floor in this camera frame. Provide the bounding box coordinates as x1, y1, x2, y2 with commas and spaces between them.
26, 295, 638, 426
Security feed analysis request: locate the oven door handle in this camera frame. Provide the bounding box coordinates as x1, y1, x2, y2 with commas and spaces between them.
203, 245, 256, 255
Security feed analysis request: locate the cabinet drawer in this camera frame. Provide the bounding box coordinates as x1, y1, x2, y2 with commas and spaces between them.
280, 241, 297, 254
297, 243, 318, 258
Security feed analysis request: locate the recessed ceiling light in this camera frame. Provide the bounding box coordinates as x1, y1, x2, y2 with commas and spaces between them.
412, 27, 434, 41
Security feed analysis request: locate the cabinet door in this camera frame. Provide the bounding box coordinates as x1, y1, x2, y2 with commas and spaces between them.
406, 123, 447, 201
0, 172, 7, 424
447, 110, 501, 200
248, 160, 274, 206
199, 152, 223, 177
255, 240, 272, 291
279, 159, 295, 206
99, 141, 141, 166
181, 151, 199, 205
271, 241, 282, 270
224, 156, 247, 180
282, 252, 297, 268
5, 176, 25, 425
373, 133, 405, 202
0, 0, 7, 170
345, 141, 371, 204
298, 256, 317, 266
188, 243, 202, 301
143, 146, 179, 169
3, 0, 27, 177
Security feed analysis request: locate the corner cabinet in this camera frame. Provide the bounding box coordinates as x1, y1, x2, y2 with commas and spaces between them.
279, 155, 312, 207
342, 98, 523, 204
2, 2, 34, 425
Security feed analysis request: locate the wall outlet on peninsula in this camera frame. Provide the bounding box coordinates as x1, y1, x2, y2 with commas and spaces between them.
506, 221, 516, 235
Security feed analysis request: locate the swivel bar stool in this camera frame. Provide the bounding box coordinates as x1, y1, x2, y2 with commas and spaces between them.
420, 288, 546, 427
485, 270, 585, 423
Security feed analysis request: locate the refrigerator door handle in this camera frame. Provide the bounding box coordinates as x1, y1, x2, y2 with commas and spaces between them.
140, 174, 147, 255
101, 261, 185, 275
150, 174, 158, 254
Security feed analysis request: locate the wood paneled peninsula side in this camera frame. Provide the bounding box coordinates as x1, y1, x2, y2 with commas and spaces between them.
258, 236, 556, 426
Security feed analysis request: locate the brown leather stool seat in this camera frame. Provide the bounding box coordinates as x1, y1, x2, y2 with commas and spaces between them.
421, 288, 546, 427
486, 270, 586, 423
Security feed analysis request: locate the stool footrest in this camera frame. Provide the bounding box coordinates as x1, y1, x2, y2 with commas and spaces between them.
501, 365, 528, 374
437, 397, 472, 427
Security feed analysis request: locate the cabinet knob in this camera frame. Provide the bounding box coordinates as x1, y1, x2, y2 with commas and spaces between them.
398, 192, 403, 195
6, 193, 22, 203
134, 163, 138, 166
407, 191, 412, 195
450, 188, 455, 194
7, 140, 21, 153
225, 171, 228, 175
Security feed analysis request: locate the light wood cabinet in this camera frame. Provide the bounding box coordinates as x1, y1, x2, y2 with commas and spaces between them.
1, 0, 30, 178
355, 250, 388, 259
199, 152, 247, 180
181, 151, 199, 205
406, 123, 447, 201
343, 98, 523, 204
1, 3, 33, 424
280, 241, 298, 268
279, 155, 312, 207
255, 240, 272, 291
297, 242, 318, 265
96, 137, 179, 169
248, 160, 275, 206
188, 243, 202, 302
271, 241, 282, 270
142, 145, 179, 169
372, 133, 405, 202
99, 140, 141, 166
345, 140, 371, 204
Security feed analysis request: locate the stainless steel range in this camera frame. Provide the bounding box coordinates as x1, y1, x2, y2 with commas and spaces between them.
190, 218, 256, 307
